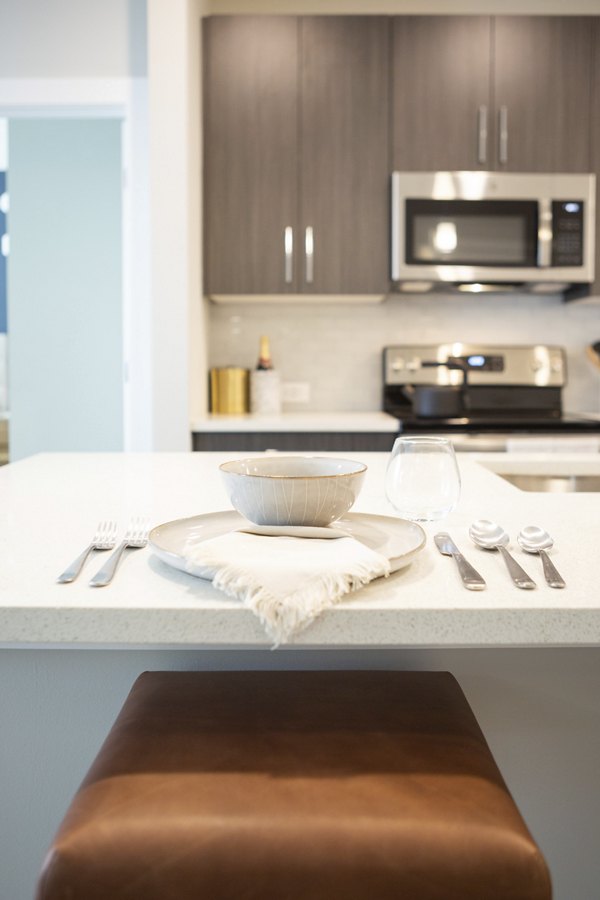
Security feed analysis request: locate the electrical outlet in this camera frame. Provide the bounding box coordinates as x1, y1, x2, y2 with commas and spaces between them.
282, 381, 311, 404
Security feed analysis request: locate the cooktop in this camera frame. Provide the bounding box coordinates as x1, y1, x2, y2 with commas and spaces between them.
394, 411, 600, 435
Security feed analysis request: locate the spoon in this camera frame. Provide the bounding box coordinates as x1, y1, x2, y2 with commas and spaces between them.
468, 519, 536, 590
517, 526, 566, 589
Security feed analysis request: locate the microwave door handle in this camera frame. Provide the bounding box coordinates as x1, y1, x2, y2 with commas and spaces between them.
537, 199, 553, 268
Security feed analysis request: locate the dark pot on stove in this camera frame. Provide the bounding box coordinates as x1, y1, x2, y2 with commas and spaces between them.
404, 385, 464, 417
402, 359, 470, 418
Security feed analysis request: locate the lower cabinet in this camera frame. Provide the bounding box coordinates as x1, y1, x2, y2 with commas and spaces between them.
192, 432, 397, 453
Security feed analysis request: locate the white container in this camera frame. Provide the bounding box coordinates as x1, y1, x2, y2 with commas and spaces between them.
250, 369, 281, 414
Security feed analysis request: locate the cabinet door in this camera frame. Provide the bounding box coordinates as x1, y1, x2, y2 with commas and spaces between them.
203, 17, 299, 294
494, 17, 593, 173
300, 16, 390, 294
392, 17, 492, 172
589, 19, 600, 297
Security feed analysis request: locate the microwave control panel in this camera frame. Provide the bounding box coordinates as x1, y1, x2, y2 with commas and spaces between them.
551, 200, 584, 266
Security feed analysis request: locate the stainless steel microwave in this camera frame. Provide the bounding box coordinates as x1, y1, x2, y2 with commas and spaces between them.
391, 171, 596, 297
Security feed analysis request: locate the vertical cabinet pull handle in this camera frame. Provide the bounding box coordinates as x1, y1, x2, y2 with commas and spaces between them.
305, 226, 314, 284
390, 171, 401, 281
477, 105, 488, 165
498, 106, 508, 165
284, 226, 293, 284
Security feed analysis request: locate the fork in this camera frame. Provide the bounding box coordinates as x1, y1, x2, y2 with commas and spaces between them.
57, 521, 118, 583
89, 518, 150, 587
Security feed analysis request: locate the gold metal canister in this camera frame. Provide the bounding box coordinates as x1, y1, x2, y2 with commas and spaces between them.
209, 367, 249, 414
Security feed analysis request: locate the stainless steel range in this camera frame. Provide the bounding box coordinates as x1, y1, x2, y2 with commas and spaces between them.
383, 343, 600, 452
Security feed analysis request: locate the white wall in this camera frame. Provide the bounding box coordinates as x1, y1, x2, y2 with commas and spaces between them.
147, 0, 208, 450
1, 0, 209, 452
0, 0, 157, 452
0, 0, 146, 78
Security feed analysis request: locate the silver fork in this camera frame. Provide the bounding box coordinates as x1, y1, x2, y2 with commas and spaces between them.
89, 518, 150, 587
57, 521, 118, 583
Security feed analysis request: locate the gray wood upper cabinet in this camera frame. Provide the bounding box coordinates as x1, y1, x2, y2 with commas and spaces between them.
203, 16, 390, 296
299, 17, 390, 294
203, 17, 298, 295
392, 17, 492, 172
392, 15, 594, 174
494, 17, 593, 173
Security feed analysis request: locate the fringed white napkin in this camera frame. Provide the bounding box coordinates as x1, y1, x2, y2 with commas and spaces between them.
183, 530, 391, 645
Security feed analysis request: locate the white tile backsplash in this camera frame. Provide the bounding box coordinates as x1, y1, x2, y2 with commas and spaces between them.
207, 293, 600, 414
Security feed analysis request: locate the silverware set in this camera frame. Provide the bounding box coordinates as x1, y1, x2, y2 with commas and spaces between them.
435, 519, 566, 590
58, 515, 565, 592
57, 519, 150, 587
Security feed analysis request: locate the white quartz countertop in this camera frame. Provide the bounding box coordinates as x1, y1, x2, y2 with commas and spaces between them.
191, 412, 399, 432
1, 451, 599, 648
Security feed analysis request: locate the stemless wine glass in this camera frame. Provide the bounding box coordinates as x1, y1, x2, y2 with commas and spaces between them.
385, 436, 461, 522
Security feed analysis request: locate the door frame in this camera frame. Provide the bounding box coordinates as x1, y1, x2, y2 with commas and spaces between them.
0, 77, 151, 451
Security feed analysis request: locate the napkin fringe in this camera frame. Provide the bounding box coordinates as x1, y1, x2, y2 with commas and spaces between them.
210, 557, 388, 646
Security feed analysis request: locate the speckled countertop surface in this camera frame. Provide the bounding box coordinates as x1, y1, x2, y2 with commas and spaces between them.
0, 450, 599, 648
191, 412, 399, 432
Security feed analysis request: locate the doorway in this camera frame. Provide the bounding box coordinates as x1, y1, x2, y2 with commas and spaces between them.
2, 115, 125, 461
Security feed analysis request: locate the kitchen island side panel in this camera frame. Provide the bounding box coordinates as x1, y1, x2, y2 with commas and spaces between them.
1, 647, 597, 900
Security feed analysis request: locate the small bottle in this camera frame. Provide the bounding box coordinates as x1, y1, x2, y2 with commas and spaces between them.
257, 335, 274, 371
250, 335, 281, 414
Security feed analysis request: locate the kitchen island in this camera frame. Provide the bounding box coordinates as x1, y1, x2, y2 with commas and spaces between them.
1, 451, 599, 899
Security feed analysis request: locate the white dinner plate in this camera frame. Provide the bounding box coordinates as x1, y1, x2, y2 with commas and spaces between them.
149, 510, 426, 581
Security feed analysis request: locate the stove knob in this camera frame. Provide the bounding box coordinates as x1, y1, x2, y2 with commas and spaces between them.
391, 359, 405, 372
406, 357, 420, 372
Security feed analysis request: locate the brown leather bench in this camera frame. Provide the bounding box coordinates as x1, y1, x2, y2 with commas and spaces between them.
36, 670, 551, 899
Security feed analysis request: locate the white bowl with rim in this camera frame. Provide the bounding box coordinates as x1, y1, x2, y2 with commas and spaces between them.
219, 456, 367, 527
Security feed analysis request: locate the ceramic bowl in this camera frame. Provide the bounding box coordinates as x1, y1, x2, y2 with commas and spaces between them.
219, 456, 367, 527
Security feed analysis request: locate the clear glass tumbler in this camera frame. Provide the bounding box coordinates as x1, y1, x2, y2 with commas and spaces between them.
385, 436, 461, 522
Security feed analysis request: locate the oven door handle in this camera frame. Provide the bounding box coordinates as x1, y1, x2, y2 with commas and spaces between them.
537, 199, 553, 268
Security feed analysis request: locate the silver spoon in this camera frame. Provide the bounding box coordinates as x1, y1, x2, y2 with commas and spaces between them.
468, 519, 536, 590
517, 526, 566, 589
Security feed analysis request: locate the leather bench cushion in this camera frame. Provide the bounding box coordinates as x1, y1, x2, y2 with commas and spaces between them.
37, 670, 551, 900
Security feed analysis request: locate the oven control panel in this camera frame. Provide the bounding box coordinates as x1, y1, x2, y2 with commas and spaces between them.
384, 344, 566, 387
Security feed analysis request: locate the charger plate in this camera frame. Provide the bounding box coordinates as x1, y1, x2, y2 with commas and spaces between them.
149, 510, 426, 581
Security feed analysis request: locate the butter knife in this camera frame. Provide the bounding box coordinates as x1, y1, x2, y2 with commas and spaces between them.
434, 533, 486, 590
